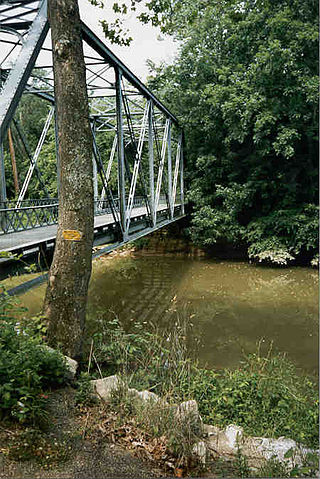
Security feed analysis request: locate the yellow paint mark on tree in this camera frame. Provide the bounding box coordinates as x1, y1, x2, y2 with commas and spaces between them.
62, 230, 83, 241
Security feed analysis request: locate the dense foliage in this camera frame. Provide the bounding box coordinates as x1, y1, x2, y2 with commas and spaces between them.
182, 353, 318, 448
3, 94, 57, 200
147, 0, 319, 265
0, 290, 67, 423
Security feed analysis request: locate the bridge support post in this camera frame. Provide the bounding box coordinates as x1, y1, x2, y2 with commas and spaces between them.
115, 67, 127, 240
180, 134, 185, 215
91, 120, 99, 213
0, 143, 7, 232
148, 101, 155, 227
167, 120, 173, 219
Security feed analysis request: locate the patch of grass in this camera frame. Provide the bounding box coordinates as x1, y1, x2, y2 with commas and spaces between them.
180, 350, 318, 448
109, 383, 204, 470
89, 317, 318, 449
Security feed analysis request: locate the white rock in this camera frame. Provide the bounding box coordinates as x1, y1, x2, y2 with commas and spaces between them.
43, 345, 78, 378
244, 435, 317, 468
135, 390, 161, 402
64, 355, 78, 378
204, 423, 319, 470
91, 375, 121, 401
225, 424, 244, 450
192, 440, 207, 465
206, 424, 244, 457
176, 400, 200, 421
203, 424, 220, 437
136, 390, 157, 402
174, 400, 203, 435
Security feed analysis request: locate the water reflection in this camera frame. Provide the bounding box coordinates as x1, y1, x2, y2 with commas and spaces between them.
15, 255, 318, 375
88, 256, 318, 375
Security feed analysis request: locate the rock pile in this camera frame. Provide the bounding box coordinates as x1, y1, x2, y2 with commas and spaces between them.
90, 374, 318, 471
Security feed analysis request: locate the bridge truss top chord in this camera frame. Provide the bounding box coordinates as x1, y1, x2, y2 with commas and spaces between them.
0, 0, 185, 257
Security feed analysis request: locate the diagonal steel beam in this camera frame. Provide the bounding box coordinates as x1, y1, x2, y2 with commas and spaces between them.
148, 100, 155, 226
100, 133, 117, 202
81, 22, 179, 126
171, 133, 182, 217
125, 100, 149, 233
154, 119, 169, 221
16, 105, 54, 207
180, 134, 185, 215
12, 117, 51, 197
0, 0, 48, 142
167, 120, 172, 218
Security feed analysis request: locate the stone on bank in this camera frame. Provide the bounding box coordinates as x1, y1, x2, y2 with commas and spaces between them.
89, 374, 318, 471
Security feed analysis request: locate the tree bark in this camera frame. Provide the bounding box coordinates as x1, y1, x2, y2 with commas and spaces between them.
44, 0, 94, 360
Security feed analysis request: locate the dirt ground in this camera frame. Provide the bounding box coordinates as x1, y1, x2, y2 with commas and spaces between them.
0, 388, 238, 479
0, 388, 167, 479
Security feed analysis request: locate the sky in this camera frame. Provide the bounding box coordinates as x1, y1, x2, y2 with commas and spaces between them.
79, 1, 178, 81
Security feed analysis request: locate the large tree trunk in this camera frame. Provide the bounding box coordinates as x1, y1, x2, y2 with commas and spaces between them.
44, 0, 94, 360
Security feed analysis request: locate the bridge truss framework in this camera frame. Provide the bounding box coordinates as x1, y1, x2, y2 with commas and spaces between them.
0, 0, 185, 257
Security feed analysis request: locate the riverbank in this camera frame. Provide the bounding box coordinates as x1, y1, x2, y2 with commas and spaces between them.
0, 306, 318, 478
1, 233, 318, 476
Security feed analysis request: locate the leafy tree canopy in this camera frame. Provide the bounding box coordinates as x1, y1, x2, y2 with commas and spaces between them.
145, 0, 318, 265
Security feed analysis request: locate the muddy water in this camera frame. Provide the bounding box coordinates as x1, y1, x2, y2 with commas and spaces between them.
15, 254, 318, 375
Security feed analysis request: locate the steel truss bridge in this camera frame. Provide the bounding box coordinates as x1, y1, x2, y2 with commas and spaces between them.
0, 0, 185, 265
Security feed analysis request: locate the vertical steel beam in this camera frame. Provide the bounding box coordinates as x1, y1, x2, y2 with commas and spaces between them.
92, 120, 99, 208
0, 142, 6, 204
167, 120, 172, 218
0, 142, 7, 232
148, 100, 155, 226
155, 118, 169, 221
115, 67, 126, 237
180, 132, 185, 215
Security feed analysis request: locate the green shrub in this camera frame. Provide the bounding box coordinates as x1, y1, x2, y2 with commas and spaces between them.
0, 289, 67, 423
92, 317, 153, 375
246, 205, 319, 265
180, 353, 318, 448
75, 372, 97, 407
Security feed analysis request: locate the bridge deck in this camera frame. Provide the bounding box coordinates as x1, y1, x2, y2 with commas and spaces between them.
0, 204, 170, 254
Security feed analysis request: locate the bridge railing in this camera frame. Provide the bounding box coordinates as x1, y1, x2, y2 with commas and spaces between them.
2, 198, 58, 209
0, 203, 59, 235
0, 195, 170, 235
94, 195, 167, 215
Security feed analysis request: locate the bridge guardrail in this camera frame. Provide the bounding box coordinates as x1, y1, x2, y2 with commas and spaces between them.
2, 198, 58, 209
0, 203, 59, 235
0, 195, 169, 234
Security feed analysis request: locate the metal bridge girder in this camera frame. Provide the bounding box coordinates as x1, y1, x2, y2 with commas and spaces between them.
0, 0, 48, 142
0, 0, 185, 242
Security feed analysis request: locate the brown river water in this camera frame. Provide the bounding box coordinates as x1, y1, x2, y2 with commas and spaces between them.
11, 252, 318, 375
